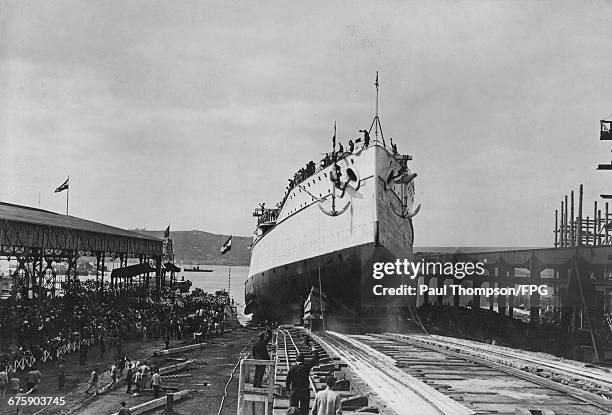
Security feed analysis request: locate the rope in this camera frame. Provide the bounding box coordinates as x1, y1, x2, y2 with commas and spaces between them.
216, 337, 253, 415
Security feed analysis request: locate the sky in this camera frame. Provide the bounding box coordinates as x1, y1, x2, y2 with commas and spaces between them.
1, 1, 612, 247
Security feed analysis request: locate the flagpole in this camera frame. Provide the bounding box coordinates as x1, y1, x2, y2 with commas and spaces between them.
228, 248, 232, 298
66, 175, 69, 215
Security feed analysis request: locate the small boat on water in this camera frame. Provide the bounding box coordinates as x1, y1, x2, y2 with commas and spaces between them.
185, 264, 213, 272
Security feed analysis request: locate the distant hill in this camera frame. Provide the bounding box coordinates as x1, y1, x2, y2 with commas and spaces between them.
134, 230, 252, 266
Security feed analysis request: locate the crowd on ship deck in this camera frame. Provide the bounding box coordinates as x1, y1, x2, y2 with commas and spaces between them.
278, 129, 376, 209
0, 281, 229, 374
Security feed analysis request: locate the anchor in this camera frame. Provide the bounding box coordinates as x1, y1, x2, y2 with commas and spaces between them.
384, 166, 420, 219
320, 122, 352, 217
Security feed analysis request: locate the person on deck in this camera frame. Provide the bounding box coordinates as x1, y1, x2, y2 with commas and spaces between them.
285, 347, 319, 415
359, 130, 370, 148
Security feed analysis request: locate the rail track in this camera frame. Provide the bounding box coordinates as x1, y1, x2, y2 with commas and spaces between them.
273, 327, 381, 414
309, 330, 612, 415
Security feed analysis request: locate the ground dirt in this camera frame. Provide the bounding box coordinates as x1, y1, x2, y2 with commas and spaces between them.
0, 327, 257, 415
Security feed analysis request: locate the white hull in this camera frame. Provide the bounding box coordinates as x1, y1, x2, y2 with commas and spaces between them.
245, 142, 416, 322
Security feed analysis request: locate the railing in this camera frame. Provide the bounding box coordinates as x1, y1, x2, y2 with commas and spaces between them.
236, 358, 275, 415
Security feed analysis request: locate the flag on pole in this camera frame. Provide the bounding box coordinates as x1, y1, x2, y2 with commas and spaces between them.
164, 225, 170, 238
375, 70, 379, 89
220, 235, 232, 255
55, 178, 69, 193
332, 121, 336, 151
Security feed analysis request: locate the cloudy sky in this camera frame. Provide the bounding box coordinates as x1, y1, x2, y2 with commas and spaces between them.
1, 1, 612, 247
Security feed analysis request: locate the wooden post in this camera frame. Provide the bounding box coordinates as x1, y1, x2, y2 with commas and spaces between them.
598, 208, 602, 246
604, 202, 610, 245
578, 184, 583, 246
593, 200, 599, 246
569, 190, 576, 247
554, 209, 559, 247
586, 217, 590, 246
561, 201, 565, 247
166, 392, 174, 413
564, 195, 569, 247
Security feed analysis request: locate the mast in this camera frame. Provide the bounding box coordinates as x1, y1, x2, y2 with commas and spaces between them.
369, 72, 385, 146
375, 71, 379, 140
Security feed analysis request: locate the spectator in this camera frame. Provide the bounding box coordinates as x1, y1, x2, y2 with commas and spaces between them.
151, 369, 162, 398
85, 368, 99, 394
285, 347, 319, 415
311, 376, 342, 415
57, 360, 66, 390
251, 328, 272, 388
0, 368, 7, 395
118, 401, 132, 415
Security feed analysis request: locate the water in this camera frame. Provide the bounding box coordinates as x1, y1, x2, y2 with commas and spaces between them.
182, 265, 251, 324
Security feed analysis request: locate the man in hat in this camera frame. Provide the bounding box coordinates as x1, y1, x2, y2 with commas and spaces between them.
251, 327, 272, 388
285, 346, 319, 415
311, 376, 342, 415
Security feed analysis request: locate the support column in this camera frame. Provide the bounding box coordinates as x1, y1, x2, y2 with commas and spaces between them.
497, 266, 507, 316
489, 282, 495, 311
530, 264, 541, 326
66, 252, 78, 287
155, 255, 162, 300
101, 253, 105, 292
453, 279, 460, 307
472, 280, 481, 310
96, 253, 101, 293
508, 267, 515, 318
437, 277, 445, 305
421, 276, 429, 306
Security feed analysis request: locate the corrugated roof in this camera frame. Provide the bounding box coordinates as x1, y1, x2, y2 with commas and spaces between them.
0, 202, 161, 241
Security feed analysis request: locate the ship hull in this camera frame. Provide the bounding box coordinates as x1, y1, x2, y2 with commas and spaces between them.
245, 242, 416, 330
245, 143, 416, 327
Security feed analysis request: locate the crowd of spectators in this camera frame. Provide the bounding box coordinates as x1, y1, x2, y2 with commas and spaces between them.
0, 281, 229, 370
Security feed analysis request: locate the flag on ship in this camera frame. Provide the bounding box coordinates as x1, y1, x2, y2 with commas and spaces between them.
220, 235, 232, 255
54, 178, 69, 193
164, 225, 170, 238
332, 121, 336, 150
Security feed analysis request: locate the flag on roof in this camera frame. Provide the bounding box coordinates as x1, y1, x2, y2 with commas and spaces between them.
220, 235, 232, 255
